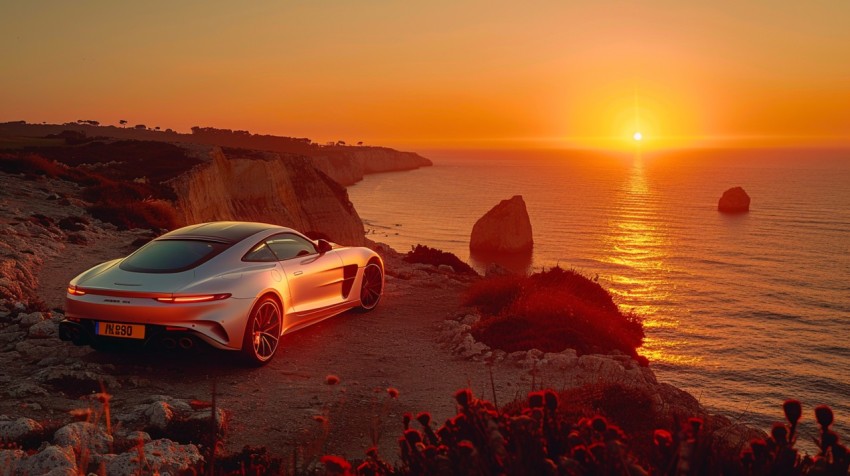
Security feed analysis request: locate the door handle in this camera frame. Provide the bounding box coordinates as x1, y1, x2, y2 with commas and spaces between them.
293, 271, 303, 276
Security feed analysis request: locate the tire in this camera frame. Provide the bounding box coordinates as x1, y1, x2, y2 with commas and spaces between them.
241, 295, 283, 366
357, 263, 384, 311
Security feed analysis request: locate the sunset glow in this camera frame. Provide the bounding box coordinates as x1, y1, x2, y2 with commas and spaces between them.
633, 132, 643, 142
1, 2, 849, 149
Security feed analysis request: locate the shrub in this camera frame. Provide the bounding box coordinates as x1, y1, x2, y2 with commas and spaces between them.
403, 244, 476, 275
87, 199, 179, 231
466, 267, 645, 361
58, 216, 90, 232
463, 274, 524, 315
314, 390, 847, 476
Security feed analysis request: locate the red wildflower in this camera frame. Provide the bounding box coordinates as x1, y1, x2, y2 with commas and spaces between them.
653, 429, 673, 448
387, 387, 399, 398
321, 455, 352, 475
326, 375, 340, 385
454, 388, 472, 408
815, 405, 834, 428
783, 400, 802, 425
416, 412, 431, 427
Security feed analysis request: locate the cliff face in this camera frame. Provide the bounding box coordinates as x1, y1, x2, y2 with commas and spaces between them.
308, 148, 433, 186
169, 147, 366, 245
0, 122, 433, 187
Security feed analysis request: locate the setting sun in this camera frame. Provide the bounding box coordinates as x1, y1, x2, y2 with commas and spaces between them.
633, 132, 643, 141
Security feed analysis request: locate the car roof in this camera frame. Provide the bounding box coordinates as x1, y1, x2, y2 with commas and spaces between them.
158, 221, 290, 244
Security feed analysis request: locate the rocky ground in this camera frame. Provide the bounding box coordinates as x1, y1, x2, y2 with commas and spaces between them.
0, 172, 757, 474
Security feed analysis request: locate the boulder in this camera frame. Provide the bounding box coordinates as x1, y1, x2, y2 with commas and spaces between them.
54, 421, 113, 455
28, 319, 58, 339
0, 417, 43, 441
470, 195, 533, 253
105, 439, 203, 475
718, 187, 750, 213
0, 448, 26, 474
21, 445, 77, 476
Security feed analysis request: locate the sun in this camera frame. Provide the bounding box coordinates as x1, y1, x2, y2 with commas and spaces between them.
633, 132, 643, 141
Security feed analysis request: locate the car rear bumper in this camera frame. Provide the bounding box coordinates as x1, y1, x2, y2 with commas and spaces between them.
64, 294, 256, 350
58, 318, 236, 351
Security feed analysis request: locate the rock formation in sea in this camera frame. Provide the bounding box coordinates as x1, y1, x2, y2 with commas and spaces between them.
469, 195, 533, 253
718, 186, 751, 213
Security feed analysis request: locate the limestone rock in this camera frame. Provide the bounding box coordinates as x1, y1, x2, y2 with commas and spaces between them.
28, 319, 57, 339
470, 196, 533, 253
170, 147, 367, 246
0, 417, 43, 441
310, 148, 433, 186
21, 445, 77, 476
105, 439, 203, 475
54, 421, 113, 455
5, 382, 51, 398
18, 312, 45, 328
0, 448, 26, 475
142, 401, 175, 431
718, 186, 751, 213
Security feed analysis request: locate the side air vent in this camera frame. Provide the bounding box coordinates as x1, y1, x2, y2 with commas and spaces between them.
341, 264, 358, 298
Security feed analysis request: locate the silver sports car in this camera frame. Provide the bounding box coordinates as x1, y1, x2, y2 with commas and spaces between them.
59, 221, 384, 365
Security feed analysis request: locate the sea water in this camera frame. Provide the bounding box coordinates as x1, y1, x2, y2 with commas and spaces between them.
348, 148, 850, 450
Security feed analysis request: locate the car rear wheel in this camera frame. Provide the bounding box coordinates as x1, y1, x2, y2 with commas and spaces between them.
241, 296, 282, 366
358, 263, 383, 311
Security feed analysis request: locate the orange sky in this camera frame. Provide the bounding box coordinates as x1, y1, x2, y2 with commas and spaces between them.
1, 1, 848, 150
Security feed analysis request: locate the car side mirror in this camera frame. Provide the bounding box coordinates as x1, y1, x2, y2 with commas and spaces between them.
317, 239, 333, 254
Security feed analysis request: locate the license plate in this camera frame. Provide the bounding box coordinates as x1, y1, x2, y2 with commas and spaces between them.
95, 321, 145, 339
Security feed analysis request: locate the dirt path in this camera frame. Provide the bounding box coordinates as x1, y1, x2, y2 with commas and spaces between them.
30, 237, 536, 462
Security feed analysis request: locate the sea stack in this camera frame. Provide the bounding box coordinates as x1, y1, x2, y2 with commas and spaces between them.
470, 195, 533, 253
718, 186, 751, 213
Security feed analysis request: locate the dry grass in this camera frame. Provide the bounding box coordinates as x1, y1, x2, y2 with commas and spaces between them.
1, 151, 181, 230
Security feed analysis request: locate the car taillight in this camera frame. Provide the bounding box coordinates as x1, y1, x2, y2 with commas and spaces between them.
67, 285, 86, 296
155, 293, 231, 303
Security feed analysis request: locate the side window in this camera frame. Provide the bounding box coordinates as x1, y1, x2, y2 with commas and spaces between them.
266, 234, 317, 261
243, 242, 277, 262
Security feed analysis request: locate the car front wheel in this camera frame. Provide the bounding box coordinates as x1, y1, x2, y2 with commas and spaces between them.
241, 296, 282, 366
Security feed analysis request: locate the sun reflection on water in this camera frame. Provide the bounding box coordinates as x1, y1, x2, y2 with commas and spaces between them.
599, 157, 697, 365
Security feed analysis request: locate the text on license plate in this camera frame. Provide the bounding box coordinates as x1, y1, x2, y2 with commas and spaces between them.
95, 322, 145, 339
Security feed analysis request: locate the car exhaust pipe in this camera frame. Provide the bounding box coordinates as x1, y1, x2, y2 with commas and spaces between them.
161, 337, 177, 350
178, 337, 195, 350
59, 320, 87, 346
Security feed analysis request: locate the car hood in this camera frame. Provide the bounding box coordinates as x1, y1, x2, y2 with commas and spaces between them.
76, 259, 196, 294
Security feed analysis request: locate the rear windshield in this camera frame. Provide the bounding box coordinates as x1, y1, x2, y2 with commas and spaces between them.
120, 239, 229, 273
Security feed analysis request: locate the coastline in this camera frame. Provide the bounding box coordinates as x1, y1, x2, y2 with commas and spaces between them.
0, 163, 765, 471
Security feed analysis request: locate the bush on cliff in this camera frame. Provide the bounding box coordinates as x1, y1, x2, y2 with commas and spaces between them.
465, 267, 645, 362
403, 244, 476, 275
88, 199, 179, 231
1, 151, 180, 231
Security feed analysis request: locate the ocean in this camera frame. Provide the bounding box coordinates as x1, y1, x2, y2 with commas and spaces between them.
347, 147, 850, 450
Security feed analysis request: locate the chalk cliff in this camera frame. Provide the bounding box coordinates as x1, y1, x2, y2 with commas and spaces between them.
169, 147, 366, 245
310, 147, 433, 186
0, 122, 433, 186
